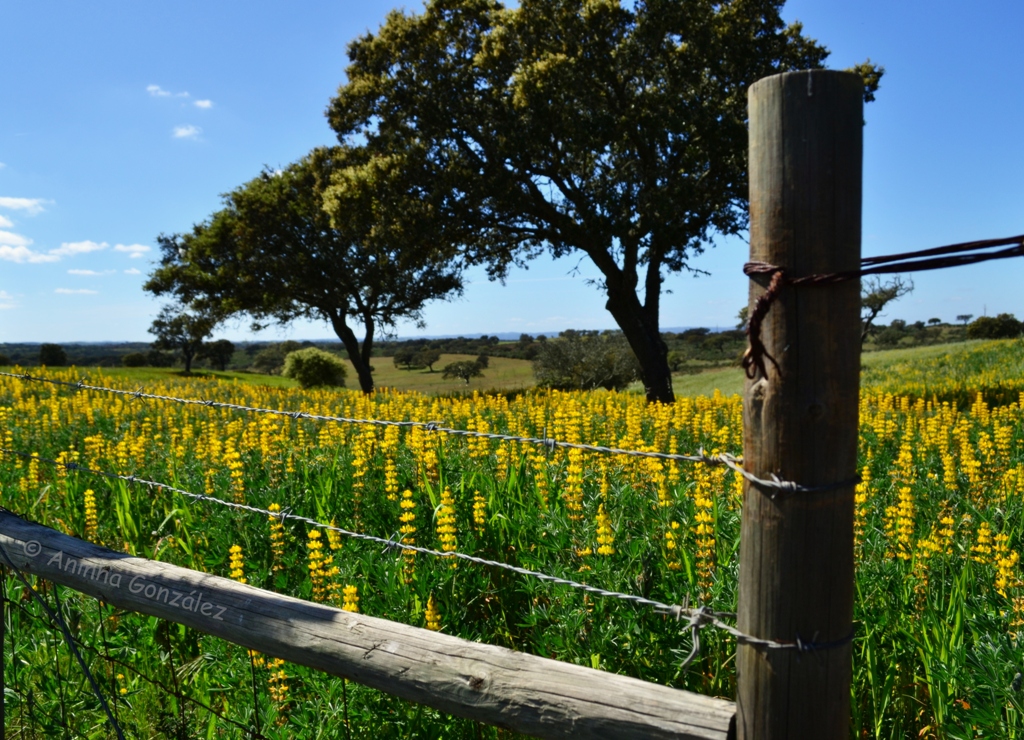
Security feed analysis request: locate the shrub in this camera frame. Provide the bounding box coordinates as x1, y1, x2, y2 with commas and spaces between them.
967, 313, 1023, 340
282, 347, 347, 389
122, 353, 147, 367
39, 343, 68, 366
0, 353, 9, 366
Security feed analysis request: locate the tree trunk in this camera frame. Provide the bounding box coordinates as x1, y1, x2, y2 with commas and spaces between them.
182, 347, 195, 374
604, 284, 674, 404
329, 313, 375, 394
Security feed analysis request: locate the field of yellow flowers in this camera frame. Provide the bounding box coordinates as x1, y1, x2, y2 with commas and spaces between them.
3, 338, 1024, 739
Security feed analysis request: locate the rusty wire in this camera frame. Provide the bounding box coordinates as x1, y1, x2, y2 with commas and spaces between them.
742, 233, 1024, 380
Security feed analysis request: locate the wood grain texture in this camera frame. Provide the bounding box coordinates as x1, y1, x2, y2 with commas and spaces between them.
737, 70, 863, 740
0, 512, 735, 740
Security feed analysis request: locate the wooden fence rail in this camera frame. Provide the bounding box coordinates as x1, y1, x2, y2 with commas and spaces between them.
0, 510, 735, 740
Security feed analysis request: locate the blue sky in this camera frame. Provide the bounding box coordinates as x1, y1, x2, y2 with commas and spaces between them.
1, 0, 1021, 343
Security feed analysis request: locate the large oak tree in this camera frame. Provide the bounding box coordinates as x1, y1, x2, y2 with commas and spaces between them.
145, 147, 463, 393
326, 0, 877, 402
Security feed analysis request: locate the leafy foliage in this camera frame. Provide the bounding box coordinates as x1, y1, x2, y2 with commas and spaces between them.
145, 147, 462, 394
532, 330, 640, 390
968, 313, 1023, 340
281, 347, 348, 389
198, 338, 236, 371
39, 343, 68, 366
442, 360, 485, 384
326, 0, 880, 402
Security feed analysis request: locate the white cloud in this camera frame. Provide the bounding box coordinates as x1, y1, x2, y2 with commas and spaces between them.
50, 240, 109, 257
114, 243, 150, 258
0, 230, 32, 248
55, 288, 98, 295
124, 267, 142, 275
0, 197, 47, 216
0, 162, 6, 169
194, 99, 213, 109
0, 216, 12, 228
172, 125, 201, 140
0, 245, 59, 263
68, 268, 114, 276
0, 290, 14, 309
148, 84, 189, 98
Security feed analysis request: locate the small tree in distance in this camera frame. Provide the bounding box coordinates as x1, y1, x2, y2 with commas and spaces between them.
198, 339, 236, 371
861, 276, 913, 345
39, 343, 68, 367
957, 314, 974, 326
416, 348, 442, 373
442, 360, 484, 385
149, 303, 219, 374
282, 347, 348, 389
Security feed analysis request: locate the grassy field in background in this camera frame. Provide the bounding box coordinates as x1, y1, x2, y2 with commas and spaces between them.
5, 353, 537, 395
353, 353, 535, 394
2, 339, 995, 399
662, 339, 995, 400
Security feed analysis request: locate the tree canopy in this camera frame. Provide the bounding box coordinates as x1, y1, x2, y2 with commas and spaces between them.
144, 147, 463, 393
325, 0, 880, 402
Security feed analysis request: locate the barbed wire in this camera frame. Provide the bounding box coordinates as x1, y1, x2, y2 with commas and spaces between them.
0, 537, 126, 740
1, 447, 854, 664
5, 594, 271, 739
0, 371, 857, 497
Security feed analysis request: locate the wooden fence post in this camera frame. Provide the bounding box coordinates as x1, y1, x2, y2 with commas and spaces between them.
736, 70, 863, 739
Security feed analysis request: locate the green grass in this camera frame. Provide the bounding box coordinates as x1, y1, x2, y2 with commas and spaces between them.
352, 353, 535, 394
659, 340, 995, 401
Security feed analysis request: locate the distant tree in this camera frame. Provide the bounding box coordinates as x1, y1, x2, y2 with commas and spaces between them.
148, 304, 220, 373
253, 341, 304, 375
282, 347, 348, 389
198, 339, 236, 371
392, 346, 421, 370
442, 360, 484, 385
475, 353, 490, 369
416, 348, 443, 373
861, 276, 914, 345
145, 146, 462, 394
39, 343, 68, 367
146, 349, 176, 368
927, 318, 942, 326
957, 314, 974, 326
967, 313, 1023, 340
122, 352, 147, 368
533, 330, 640, 391
0, 353, 10, 366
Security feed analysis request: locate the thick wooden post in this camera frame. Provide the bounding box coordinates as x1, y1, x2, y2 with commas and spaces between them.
736, 70, 863, 739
